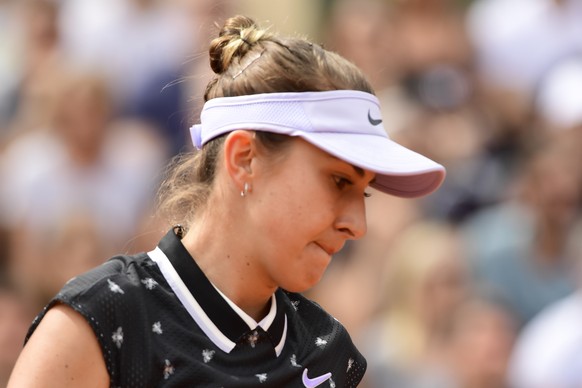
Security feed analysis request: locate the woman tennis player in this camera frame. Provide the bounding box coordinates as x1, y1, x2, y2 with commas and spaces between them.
8, 15, 445, 387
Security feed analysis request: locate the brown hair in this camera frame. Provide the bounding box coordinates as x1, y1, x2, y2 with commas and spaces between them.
157, 15, 374, 229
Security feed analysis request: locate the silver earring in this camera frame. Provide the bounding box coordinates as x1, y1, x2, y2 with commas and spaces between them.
241, 182, 249, 197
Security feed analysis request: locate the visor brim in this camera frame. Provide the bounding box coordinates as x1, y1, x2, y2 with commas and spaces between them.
299, 132, 446, 198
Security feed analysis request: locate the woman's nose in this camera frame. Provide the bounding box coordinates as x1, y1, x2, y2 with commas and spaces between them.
334, 196, 367, 240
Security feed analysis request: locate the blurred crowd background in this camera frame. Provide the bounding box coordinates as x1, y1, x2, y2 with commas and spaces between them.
1, 0, 582, 387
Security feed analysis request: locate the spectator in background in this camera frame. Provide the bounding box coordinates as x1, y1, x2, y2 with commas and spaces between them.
58, 0, 192, 111
57, 0, 220, 156
466, 0, 582, 97
465, 0, 582, 185
324, 0, 402, 92
359, 221, 517, 388
0, 0, 70, 296
445, 293, 516, 388
0, 71, 168, 310
508, 220, 582, 388
360, 221, 469, 388
1, 0, 66, 139
460, 128, 582, 326
400, 106, 509, 223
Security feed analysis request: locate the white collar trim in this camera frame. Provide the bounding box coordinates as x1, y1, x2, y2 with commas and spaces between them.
210, 282, 277, 332
148, 246, 287, 356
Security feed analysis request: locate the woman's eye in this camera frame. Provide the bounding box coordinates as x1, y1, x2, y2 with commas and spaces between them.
334, 176, 371, 197
334, 176, 352, 190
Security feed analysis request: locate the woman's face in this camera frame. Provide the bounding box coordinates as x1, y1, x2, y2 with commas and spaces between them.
247, 138, 375, 293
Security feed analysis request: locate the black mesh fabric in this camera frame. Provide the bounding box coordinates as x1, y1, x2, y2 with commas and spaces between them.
26, 237, 366, 387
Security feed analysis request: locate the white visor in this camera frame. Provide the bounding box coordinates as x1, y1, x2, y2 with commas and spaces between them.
190, 90, 445, 198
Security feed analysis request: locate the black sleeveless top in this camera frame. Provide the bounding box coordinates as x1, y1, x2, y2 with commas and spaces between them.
26, 230, 366, 387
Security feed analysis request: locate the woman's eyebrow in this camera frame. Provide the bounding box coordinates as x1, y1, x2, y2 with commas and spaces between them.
326, 153, 376, 184
352, 165, 365, 177
351, 165, 376, 184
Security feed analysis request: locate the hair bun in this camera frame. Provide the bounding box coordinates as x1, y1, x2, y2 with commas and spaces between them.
209, 15, 270, 74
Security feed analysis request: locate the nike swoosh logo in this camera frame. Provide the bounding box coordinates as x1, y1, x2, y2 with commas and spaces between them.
302, 368, 332, 387
367, 109, 382, 126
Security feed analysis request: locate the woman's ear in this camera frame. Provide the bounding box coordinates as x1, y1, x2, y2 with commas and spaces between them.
223, 130, 255, 190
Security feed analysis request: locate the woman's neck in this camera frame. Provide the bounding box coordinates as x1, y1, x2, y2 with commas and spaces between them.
181, 216, 275, 322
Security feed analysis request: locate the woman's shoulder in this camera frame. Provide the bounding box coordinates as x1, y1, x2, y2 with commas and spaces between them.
26, 252, 167, 345
56, 252, 162, 300
21, 251, 182, 387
